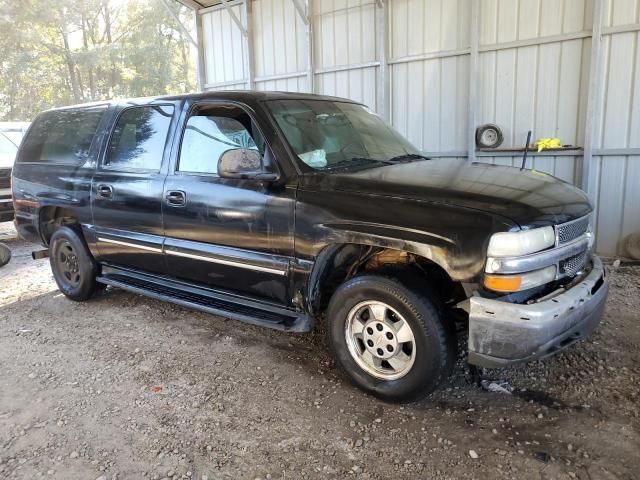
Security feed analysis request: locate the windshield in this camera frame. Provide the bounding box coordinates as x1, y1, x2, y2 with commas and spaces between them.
0, 133, 20, 168
266, 99, 422, 171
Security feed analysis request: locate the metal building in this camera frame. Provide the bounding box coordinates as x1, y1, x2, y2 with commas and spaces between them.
178, 0, 640, 257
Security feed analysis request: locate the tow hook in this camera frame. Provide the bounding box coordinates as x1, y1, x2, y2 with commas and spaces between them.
32, 249, 49, 260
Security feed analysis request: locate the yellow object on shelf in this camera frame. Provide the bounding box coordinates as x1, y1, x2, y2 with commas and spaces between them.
534, 137, 562, 152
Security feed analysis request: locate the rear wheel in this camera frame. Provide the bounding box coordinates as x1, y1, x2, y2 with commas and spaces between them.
49, 226, 100, 301
327, 275, 455, 402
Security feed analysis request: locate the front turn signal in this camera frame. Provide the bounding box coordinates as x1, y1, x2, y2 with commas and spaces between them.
484, 265, 557, 293
484, 274, 523, 292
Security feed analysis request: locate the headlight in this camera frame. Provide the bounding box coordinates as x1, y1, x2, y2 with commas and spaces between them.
487, 226, 555, 257
484, 265, 557, 293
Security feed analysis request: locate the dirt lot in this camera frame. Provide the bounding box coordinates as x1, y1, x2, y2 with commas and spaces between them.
1, 222, 639, 480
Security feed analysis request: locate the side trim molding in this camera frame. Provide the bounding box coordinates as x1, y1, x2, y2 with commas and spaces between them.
165, 248, 287, 276
95, 229, 288, 276
98, 237, 163, 253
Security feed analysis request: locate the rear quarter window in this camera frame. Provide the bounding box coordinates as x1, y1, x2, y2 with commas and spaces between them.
104, 105, 174, 171
18, 106, 106, 164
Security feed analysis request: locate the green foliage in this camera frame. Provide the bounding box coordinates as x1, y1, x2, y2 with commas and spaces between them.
0, 0, 196, 121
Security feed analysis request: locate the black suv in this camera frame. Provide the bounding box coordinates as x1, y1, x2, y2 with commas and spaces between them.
12, 92, 608, 401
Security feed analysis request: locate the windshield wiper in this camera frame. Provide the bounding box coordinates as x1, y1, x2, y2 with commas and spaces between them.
387, 153, 431, 163
324, 154, 429, 172
325, 157, 393, 171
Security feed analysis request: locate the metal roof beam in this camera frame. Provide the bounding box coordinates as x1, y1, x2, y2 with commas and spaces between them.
291, 0, 309, 25
159, 0, 197, 48
176, 0, 203, 10
220, 0, 247, 36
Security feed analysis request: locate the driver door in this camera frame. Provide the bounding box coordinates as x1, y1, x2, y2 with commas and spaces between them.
162, 102, 295, 306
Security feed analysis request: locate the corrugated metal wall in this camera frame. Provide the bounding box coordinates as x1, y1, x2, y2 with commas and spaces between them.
201, 1, 247, 89
390, 0, 470, 152
196, 0, 640, 256
253, 0, 308, 91
313, 1, 379, 109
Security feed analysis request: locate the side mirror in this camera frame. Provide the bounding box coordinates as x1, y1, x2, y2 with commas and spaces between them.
218, 148, 277, 181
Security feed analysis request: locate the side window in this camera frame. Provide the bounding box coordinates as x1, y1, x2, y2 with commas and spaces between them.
178, 105, 265, 175
18, 107, 106, 164
105, 105, 174, 171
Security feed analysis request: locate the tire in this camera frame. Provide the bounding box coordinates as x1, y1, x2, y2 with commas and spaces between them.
49, 226, 100, 301
0, 243, 10, 267
475, 123, 504, 149
326, 275, 455, 402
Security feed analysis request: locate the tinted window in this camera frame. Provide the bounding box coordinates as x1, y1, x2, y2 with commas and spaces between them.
178, 106, 263, 175
18, 108, 105, 164
105, 105, 174, 171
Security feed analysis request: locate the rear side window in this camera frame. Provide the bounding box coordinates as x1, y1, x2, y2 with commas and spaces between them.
105, 105, 174, 171
18, 107, 106, 164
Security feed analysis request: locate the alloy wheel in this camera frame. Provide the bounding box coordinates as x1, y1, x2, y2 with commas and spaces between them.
345, 300, 417, 380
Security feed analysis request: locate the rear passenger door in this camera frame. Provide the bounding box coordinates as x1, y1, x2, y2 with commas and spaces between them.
91, 102, 177, 274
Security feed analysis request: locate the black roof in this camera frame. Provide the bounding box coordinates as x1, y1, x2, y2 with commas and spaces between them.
48, 90, 362, 112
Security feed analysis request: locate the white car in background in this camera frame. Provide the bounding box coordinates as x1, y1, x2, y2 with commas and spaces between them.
0, 122, 29, 267
0, 122, 30, 224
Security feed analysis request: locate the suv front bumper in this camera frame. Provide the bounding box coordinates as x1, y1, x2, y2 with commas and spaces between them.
468, 256, 608, 368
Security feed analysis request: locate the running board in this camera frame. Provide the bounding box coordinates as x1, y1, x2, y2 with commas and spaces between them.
97, 266, 313, 333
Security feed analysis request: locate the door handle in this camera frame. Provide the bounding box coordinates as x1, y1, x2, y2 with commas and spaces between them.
96, 184, 113, 199
165, 190, 186, 206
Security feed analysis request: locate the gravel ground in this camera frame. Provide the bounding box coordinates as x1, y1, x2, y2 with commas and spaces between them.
1, 222, 639, 480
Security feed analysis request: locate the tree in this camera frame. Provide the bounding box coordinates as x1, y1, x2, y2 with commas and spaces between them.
0, 0, 196, 121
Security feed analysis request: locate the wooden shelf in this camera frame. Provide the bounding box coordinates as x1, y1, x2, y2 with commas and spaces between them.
478, 146, 583, 153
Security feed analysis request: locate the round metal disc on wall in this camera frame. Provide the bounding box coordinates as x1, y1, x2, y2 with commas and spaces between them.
475, 124, 504, 149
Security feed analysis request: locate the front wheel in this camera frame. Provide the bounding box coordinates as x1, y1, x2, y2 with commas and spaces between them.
49, 226, 101, 301
326, 275, 455, 402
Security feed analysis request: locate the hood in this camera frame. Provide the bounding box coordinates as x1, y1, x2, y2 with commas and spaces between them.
299, 159, 591, 227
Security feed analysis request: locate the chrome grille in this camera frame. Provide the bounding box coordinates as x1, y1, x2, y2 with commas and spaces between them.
560, 251, 588, 277
556, 215, 590, 245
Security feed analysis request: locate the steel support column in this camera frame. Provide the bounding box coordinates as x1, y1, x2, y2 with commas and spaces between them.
291, 0, 314, 92
243, 0, 255, 89
467, 0, 480, 162
376, 0, 390, 121
582, 0, 607, 203
194, 6, 206, 90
